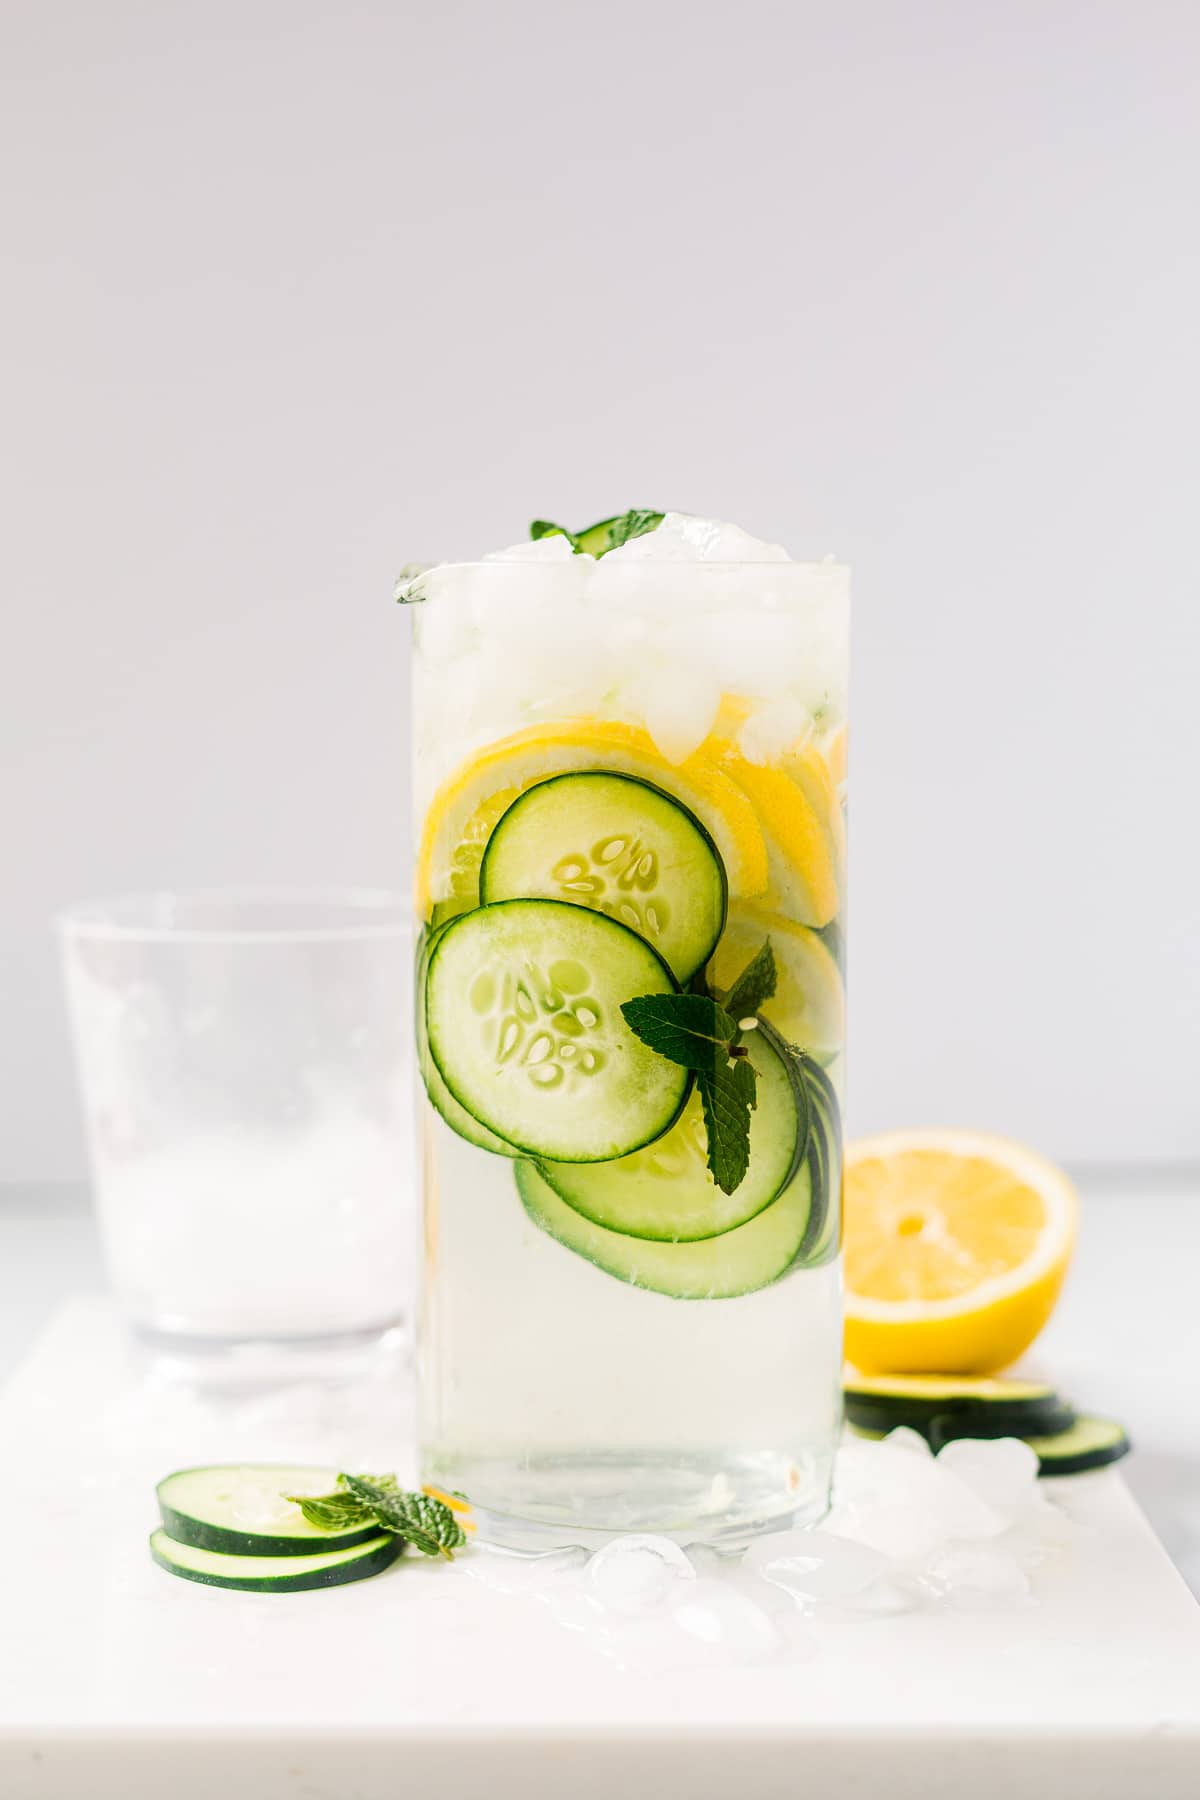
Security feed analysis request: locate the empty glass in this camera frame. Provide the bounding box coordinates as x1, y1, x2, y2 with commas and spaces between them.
59, 890, 414, 1367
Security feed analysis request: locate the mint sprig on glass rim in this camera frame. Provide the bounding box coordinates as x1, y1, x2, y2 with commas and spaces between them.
530, 510, 664, 558
621, 940, 783, 1197
286, 1473, 468, 1559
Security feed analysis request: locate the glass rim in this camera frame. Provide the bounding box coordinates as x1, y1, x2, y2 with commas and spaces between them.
404, 556, 849, 579
56, 886, 414, 945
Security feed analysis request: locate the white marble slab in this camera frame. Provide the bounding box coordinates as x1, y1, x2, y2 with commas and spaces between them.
0, 1299, 1197, 1798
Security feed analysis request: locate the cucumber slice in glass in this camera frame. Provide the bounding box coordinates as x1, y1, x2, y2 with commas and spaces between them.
480, 771, 727, 982
516, 1159, 813, 1299
417, 925, 518, 1158
536, 1025, 803, 1241
149, 1528, 401, 1592
425, 900, 690, 1163
156, 1464, 377, 1557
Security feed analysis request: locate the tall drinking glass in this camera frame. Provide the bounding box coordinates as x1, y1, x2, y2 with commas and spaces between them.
60, 890, 414, 1370
411, 555, 848, 1545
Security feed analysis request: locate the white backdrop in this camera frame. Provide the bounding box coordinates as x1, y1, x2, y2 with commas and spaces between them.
2, 0, 1197, 1180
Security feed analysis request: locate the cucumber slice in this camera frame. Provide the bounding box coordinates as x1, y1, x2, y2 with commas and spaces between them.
480, 771, 727, 982
149, 1528, 400, 1592
851, 1411, 1131, 1477
1021, 1414, 1131, 1475
417, 926, 518, 1157
516, 1158, 813, 1299
426, 900, 690, 1163
156, 1465, 378, 1557
846, 1375, 1076, 1442
536, 1025, 804, 1241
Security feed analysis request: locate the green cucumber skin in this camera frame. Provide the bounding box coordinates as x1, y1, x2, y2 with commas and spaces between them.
790, 1048, 840, 1267
417, 923, 519, 1158
426, 900, 690, 1165
516, 1158, 814, 1301
148, 1530, 403, 1593
155, 1501, 378, 1560
479, 769, 728, 983
882, 1399, 1078, 1446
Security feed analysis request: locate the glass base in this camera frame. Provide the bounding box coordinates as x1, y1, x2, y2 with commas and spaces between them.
425, 1448, 833, 1552
129, 1317, 408, 1390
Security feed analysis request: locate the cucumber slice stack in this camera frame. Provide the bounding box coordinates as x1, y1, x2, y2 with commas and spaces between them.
150, 1465, 404, 1592
844, 1378, 1132, 1477
417, 764, 843, 1298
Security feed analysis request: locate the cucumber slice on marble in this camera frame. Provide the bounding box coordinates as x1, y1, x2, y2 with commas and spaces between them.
149, 1528, 401, 1592
480, 770, 727, 982
516, 1158, 813, 1299
425, 900, 690, 1163
846, 1375, 1076, 1442
536, 1023, 804, 1241
155, 1464, 378, 1557
1019, 1413, 1131, 1475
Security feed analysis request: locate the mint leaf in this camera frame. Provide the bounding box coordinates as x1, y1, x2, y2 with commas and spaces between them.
285, 1491, 370, 1531
529, 519, 579, 549
578, 510, 664, 556
340, 1474, 467, 1559
621, 993, 738, 1074
286, 1472, 467, 1559
697, 1055, 758, 1194
721, 940, 777, 1021
531, 511, 664, 559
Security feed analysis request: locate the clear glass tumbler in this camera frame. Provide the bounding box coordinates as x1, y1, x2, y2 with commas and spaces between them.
410, 557, 848, 1547
60, 890, 414, 1367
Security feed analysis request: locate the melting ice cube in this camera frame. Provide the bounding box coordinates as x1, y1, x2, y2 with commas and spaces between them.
586, 1535, 696, 1617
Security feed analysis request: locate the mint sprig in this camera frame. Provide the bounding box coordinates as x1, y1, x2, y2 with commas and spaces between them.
530, 510, 664, 558
286, 1473, 467, 1559
621, 941, 778, 1195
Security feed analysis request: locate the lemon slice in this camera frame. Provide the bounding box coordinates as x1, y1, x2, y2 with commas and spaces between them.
707, 901, 843, 1054
843, 1129, 1078, 1375
710, 746, 840, 928
416, 720, 769, 919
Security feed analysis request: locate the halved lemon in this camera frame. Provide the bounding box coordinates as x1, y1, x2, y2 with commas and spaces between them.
415, 720, 769, 920
843, 1129, 1078, 1375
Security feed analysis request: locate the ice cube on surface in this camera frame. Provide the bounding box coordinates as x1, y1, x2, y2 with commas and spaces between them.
586, 1535, 696, 1616
937, 1437, 1041, 1512
744, 1528, 889, 1600
670, 1578, 783, 1662
879, 1426, 934, 1460
828, 1435, 1008, 1559
920, 1545, 1031, 1609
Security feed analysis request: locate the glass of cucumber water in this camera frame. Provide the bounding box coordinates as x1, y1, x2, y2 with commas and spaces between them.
409, 512, 848, 1547
60, 889, 415, 1372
